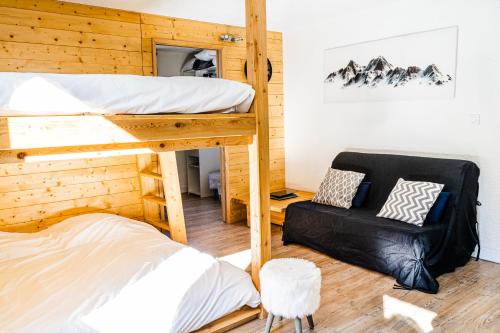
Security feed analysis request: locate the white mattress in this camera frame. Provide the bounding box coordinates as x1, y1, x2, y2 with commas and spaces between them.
0, 214, 260, 333
0, 73, 255, 116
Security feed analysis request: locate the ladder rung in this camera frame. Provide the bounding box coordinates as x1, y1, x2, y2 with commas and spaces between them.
140, 171, 163, 180
146, 219, 170, 231
143, 195, 167, 206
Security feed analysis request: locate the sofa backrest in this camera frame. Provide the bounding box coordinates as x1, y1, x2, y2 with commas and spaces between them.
331, 152, 479, 223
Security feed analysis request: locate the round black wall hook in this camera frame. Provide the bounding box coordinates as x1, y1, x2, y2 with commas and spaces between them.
244, 59, 273, 82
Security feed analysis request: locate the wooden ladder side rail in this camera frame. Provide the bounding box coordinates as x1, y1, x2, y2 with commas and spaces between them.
159, 151, 188, 244
246, 0, 272, 292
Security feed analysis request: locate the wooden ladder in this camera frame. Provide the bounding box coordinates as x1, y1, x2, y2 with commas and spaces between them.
137, 152, 187, 244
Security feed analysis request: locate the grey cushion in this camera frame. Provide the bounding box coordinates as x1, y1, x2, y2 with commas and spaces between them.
377, 178, 444, 226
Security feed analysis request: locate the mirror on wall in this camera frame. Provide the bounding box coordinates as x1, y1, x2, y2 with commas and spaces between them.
156, 45, 219, 78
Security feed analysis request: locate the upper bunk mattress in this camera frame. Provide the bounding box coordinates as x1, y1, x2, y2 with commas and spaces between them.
0, 72, 255, 116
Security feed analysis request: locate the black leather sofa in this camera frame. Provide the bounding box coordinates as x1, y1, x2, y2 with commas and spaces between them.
282, 152, 480, 293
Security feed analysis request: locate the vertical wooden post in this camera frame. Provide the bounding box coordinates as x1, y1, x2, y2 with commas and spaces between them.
159, 151, 188, 244
246, 0, 271, 289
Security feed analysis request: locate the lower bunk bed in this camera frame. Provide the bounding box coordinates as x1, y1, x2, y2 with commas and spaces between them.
0, 213, 260, 333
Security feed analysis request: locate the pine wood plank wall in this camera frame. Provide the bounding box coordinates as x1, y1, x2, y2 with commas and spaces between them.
0, 0, 145, 231
0, 0, 143, 74
0, 0, 285, 229
0, 156, 144, 231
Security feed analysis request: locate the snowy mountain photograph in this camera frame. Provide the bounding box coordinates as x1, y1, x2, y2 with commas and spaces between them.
324, 26, 458, 102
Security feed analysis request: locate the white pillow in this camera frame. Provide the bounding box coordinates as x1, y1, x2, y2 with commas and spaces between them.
181, 57, 196, 73
312, 168, 365, 209
377, 178, 444, 226
194, 50, 216, 61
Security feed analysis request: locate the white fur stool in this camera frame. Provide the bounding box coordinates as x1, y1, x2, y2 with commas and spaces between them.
260, 258, 321, 333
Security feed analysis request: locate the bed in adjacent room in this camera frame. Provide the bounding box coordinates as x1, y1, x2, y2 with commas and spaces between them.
0, 214, 260, 333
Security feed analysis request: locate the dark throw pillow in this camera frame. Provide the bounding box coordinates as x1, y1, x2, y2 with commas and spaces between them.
425, 192, 451, 225
351, 182, 372, 208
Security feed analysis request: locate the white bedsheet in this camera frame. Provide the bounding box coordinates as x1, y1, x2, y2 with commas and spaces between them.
0, 73, 255, 115
0, 214, 260, 333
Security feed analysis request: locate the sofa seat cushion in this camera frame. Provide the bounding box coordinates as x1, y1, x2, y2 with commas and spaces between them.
282, 201, 447, 293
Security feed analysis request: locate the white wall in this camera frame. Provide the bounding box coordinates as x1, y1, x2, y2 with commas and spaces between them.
74, 0, 500, 262
156, 50, 188, 77
199, 148, 221, 198
175, 151, 188, 193
74, 0, 244, 26
73, 0, 286, 30
278, 0, 500, 263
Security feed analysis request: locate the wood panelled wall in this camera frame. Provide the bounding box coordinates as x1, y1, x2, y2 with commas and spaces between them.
0, 156, 144, 231
0, 0, 284, 229
0, 0, 143, 73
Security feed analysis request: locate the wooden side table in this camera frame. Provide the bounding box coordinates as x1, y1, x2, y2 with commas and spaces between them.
270, 190, 314, 226
232, 189, 314, 226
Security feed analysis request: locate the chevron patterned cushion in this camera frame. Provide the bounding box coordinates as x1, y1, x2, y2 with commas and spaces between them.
377, 178, 444, 226
312, 168, 365, 209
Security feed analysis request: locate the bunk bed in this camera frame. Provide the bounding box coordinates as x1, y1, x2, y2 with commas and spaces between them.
0, 0, 272, 332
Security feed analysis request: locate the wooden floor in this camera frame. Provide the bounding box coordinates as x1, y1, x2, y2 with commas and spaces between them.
182, 195, 500, 333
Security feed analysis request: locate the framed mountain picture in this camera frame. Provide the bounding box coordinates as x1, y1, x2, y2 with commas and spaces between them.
324, 26, 458, 102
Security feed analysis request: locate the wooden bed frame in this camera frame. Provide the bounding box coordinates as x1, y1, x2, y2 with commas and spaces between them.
0, 0, 271, 331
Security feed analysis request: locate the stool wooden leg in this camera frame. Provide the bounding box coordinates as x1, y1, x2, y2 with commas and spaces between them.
264, 313, 275, 333
294, 317, 302, 333
306, 315, 314, 329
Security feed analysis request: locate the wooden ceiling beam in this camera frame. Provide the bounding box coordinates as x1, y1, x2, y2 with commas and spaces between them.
0, 114, 256, 151
0, 136, 253, 164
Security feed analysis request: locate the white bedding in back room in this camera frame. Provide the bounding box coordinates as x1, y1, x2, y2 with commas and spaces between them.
0, 213, 260, 333
0, 73, 255, 115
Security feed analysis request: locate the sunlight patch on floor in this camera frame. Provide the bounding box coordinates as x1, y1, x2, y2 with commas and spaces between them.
383, 294, 437, 333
